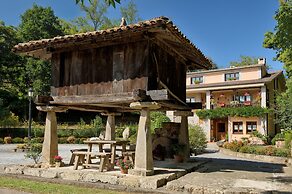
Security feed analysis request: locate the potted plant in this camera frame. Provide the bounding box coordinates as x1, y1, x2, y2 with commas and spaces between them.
54, 155, 63, 167
172, 143, 186, 163
116, 157, 133, 174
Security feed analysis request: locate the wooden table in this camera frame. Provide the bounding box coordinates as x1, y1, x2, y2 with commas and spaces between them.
83, 140, 129, 167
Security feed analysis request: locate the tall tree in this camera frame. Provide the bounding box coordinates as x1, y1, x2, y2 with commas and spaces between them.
230, 56, 259, 67
264, 0, 292, 130
76, 0, 109, 31
18, 4, 64, 41
76, 0, 121, 8
120, 0, 140, 24
263, 0, 292, 78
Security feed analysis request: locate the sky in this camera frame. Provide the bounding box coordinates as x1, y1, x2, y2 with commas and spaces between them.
0, 0, 282, 71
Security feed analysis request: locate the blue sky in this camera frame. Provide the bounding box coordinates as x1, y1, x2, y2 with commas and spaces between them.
0, 0, 282, 70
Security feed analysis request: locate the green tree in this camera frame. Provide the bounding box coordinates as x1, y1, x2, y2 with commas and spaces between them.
263, 0, 292, 77
230, 56, 259, 67
263, 0, 292, 130
120, 0, 140, 24
76, 0, 121, 8
76, 0, 109, 31
18, 4, 64, 41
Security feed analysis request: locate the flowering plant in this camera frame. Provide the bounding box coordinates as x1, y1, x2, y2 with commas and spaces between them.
54, 155, 63, 162
116, 158, 133, 170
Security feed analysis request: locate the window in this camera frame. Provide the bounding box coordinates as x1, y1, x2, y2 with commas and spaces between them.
233, 122, 243, 134
247, 122, 257, 133
186, 97, 195, 103
191, 76, 203, 84
233, 95, 252, 103
225, 72, 239, 81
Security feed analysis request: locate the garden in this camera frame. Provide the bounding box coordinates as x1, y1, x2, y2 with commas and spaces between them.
221, 130, 292, 158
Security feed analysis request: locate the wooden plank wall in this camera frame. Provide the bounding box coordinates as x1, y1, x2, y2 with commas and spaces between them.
148, 43, 186, 102
51, 40, 149, 96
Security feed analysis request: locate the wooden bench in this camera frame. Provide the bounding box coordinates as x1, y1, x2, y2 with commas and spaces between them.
72, 151, 111, 172
122, 151, 135, 164
69, 149, 88, 165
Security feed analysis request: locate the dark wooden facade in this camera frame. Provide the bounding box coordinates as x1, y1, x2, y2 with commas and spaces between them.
13, 17, 212, 112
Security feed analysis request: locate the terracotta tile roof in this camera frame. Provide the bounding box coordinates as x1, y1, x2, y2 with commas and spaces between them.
187, 71, 283, 90
12, 16, 212, 69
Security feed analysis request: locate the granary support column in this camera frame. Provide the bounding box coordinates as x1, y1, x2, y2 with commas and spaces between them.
174, 111, 193, 161
37, 106, 67, 164
102, 113, 121, 140
129, 102, 160, 176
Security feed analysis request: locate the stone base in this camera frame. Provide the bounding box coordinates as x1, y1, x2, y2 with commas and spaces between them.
129, 168, 154, 176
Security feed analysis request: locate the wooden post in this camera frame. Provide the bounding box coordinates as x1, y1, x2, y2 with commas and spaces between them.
174, 111, 193, 162
129, 102, 160, 176
37, 106, 67, 164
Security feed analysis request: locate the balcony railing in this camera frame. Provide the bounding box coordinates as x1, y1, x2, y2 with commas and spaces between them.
210, 101, 260, 109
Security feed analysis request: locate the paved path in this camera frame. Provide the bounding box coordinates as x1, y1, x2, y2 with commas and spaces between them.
166, 143, 292, 193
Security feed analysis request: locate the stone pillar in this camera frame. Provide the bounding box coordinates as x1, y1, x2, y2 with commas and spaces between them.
205, 91, 211, 141
37, 106, 67, 164
102, 113, 121, 140
206, 90, 211, 110
42, 111, 58, 164
174, 111, 193, 161
260, 86, 267, 135
129, 102, 160, 176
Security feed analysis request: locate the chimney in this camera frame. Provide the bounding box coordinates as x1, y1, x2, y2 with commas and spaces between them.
120, 17, 127, 27
257, 58, 266, 65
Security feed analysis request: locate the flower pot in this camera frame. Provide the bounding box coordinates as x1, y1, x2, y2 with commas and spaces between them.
120, 168, 128, 174
174, 155, 184, 163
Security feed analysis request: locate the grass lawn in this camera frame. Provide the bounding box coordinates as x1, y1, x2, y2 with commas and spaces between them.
0, 176, 129, 194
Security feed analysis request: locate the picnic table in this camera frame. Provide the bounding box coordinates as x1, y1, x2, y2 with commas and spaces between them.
71, 140, 131, 171
83, 139, 129, 166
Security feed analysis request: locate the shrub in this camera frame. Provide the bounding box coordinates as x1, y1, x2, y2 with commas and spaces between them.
251, 131, 269, 144
271, 132, 285, 145
58, 137, 68, 144
0, 138, 3, 144
25, 143, 42, 164
0, 113, 20, 128
90, 115, 104, 136
79, 138, 87, 144
23, 137, 29, 143
58, 129, 72, 137
31, 137, 44, 143
67, 136, 76, 144
12, 137, 24, 144
224, 140, 243, 152
32, 127, 44, 138
150, 112, 170, 134
275, 148, 290, 157
4, 136, 12, 144
189, 125, 207, 155
263, 146, 277, 156
284, 131, 292, 149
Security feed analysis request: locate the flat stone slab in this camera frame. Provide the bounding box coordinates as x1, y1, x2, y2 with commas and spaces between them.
0, 159, 205, 190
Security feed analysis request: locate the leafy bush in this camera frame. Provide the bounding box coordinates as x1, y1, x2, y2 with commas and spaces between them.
115, 124, 137, 138
31, 137, 44, 143
223, 141, 243, 152
12, 137, 24, 143
58, 137, 68, 144
32, 127, 44, 138
189, 125, 207, 155
284, 130, 292, 149
67, 136, 76, 144
58, 129, 73, 137
196, 106, 270, 119
90, 116, 104, 136
23, 137, 29, 143
0, 113, 20, 128
251, 131, 269, 144
271, 132, 285, 145
0, 138, 3, 144
4, 136, 12, 144
275, 148, 290, 157
25, 143, 42, 164
150, 111, 170, 134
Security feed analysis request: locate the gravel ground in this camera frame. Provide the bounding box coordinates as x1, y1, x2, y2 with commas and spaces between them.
0, 144, 87, 165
